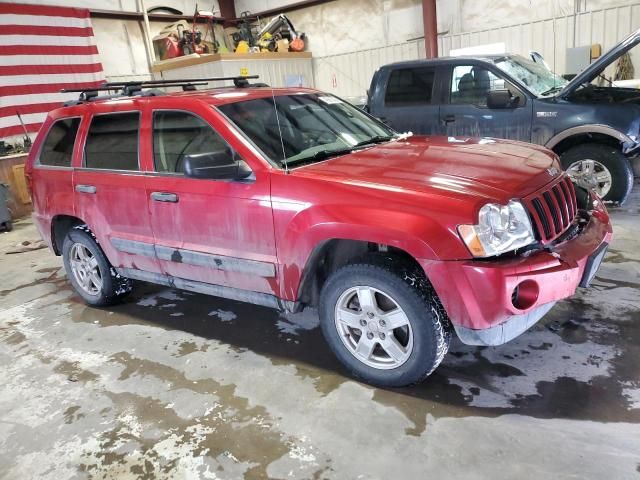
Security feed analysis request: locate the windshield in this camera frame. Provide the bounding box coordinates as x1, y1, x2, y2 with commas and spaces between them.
494, 55, 567, 96
217, 93, 396, 168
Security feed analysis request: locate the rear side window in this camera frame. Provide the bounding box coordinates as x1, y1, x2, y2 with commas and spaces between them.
39, 117, 80, 167
85, 112, 140, 170
385, 67, 436, 106
152, 111, 230, 174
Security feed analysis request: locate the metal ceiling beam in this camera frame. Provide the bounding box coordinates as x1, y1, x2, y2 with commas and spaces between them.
89, 8, 225, 24
232, 0, 337, 22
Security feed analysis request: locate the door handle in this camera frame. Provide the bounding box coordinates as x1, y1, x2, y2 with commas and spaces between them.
442, 114, 456, 124
75, 184, 96, 194
151, 192, 179, 203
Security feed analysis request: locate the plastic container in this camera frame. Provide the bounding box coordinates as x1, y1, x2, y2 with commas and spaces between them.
0, 183, 13, 232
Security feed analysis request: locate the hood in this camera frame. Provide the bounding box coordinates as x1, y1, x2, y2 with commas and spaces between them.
293, 136, 560, 202
559, 27, 640, 98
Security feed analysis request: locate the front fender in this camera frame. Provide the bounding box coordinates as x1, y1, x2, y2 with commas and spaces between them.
274, 204, 469, 301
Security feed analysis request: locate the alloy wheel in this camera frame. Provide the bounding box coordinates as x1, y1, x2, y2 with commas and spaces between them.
566, 159, 612, 198
334, 286, 413, 370
69, 243, 103, 296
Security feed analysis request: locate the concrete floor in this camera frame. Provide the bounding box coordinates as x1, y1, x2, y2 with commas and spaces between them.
1, 191, 639, 480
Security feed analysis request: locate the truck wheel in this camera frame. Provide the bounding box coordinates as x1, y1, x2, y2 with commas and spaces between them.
319, 255, 451, 387
560, 143, 633, 204
2, 221, 12, 232
62, 226, 132, 306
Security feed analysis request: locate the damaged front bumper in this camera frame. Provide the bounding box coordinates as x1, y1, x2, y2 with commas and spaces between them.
421, 207, 612, 347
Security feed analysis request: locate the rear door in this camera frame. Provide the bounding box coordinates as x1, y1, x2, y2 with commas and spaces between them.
73, 108, 162, 274
371, 65, 443, 135
439, 62, 533, 141
30, 115, 81, 242
144, 103, 278, 295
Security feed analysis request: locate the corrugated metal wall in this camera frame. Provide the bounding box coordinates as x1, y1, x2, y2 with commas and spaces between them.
313, 2, 640, 99
439, 2, 640, 73
312, 42, 425, 100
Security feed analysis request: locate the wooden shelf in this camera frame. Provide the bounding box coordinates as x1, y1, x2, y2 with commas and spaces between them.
151, 51, 312, 73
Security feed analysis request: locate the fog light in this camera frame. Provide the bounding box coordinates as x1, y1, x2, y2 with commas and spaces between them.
511, 280, 539, 310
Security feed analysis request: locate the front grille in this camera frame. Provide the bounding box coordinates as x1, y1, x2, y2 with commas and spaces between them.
523, 175, 577, 243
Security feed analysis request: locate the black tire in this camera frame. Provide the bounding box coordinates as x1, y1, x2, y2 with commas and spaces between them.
1, 221, 11, 232
319, 254, 451, 388
62, 225, 132, 306
559, 143, 633, 204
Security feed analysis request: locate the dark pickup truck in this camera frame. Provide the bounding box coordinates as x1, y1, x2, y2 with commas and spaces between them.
367, 28, 640, 204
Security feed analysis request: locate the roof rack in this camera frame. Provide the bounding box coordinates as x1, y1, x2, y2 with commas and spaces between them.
61, 75, 262, 104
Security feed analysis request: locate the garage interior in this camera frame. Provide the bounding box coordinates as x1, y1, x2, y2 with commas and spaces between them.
1, 0, 640, 478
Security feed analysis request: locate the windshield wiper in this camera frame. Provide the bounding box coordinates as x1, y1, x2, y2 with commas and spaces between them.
286, 135, 396, 167
351, 135, 396, 147
286, 147, 355, 166
541, 85, 564, 96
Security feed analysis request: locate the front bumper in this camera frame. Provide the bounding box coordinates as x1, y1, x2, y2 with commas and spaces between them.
421, 211, 612, 346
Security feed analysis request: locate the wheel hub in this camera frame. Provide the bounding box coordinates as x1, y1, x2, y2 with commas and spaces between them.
367, 320, 380, 334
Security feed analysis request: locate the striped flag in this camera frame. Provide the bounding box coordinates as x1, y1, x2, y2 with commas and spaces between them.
0, 3, 105, 141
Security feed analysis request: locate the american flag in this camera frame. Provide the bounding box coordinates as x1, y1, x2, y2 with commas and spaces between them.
0, 2, 105, 141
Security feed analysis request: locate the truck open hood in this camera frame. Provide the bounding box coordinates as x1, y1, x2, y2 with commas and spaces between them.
559, 27, 640, 98
293, 136, 561, 202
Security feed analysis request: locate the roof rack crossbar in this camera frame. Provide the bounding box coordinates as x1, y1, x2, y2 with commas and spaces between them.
61, 75, 262, 103
62, 81, 211, 94
97, 75, 259, 88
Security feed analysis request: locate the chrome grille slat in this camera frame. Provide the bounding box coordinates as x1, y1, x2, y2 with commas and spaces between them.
524, 174, 577, 244
541, 191, 560, 236
553, 184, 570, 227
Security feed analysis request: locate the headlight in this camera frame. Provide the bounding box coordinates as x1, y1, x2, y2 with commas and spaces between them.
458, 200, 535, 258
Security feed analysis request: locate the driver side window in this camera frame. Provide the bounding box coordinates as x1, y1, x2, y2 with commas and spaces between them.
153, 111, 231, 174
450, 65, 505, 107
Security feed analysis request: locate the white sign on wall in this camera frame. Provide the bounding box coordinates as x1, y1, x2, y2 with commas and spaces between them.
450, 43, 506, 57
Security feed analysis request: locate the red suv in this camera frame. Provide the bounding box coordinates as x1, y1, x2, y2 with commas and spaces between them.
26, 77, 612, 387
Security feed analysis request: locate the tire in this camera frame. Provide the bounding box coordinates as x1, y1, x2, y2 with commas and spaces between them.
560, 143, 633, 204
1, 221, 11, 232
319, 254, 451, 388
62, 225, 132, 306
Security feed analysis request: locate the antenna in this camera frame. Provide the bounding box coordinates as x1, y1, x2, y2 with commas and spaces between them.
270, 88, 289, 173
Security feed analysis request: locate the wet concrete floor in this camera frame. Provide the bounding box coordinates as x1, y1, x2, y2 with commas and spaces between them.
1, 189, 639, 479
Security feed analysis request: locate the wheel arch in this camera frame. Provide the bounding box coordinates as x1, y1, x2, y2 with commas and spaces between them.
546, 125, 633, 156
294, 238, 426, 310
51, 214, 86, 255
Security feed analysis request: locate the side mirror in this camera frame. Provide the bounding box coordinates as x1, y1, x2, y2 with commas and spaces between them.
183, 150, 252, 180
530, 51, 551, 71
486, 89, 514, 109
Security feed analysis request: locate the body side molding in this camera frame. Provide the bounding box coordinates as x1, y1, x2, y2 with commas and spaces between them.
111, 237, 276, 277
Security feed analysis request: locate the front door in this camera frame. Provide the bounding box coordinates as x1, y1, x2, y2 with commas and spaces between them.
145, 106, 278, 296
74, 109, 162, 275
439, 63, 533, 141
